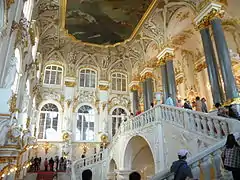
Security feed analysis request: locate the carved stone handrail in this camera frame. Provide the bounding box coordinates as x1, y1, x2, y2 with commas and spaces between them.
151, 139, 227, 180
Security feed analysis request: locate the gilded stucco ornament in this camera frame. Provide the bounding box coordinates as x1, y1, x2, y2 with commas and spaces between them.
8, 93, 17, 113
6, 0, 15, 9
130, 84, 140, 91
195, 62, 207, 72
99, 85, 109, 91
64, 81, 76, 87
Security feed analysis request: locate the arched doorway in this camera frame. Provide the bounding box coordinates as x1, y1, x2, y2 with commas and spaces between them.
108, 159, 117, 180
124, 136, 155, 179
82, 169, 92, 180
129, 172, 141, 180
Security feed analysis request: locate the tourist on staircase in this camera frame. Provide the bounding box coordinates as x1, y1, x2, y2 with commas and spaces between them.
215, 103, 229, 118
165, 94, 174, 106
49, 157, 54, 171
195, 97, 202, 112
201, 98, 208, 113
170, 149, 193, 180
221, 134, 240, 180
44, 158, 48, 171
183, 99, 192, 110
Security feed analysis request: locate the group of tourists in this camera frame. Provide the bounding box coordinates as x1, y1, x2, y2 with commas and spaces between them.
170, 133, 240, 180
29, 156, 69, 172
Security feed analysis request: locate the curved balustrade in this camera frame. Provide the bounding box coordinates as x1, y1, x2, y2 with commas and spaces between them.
112, 104, 240, 141
151, 139, 232, 180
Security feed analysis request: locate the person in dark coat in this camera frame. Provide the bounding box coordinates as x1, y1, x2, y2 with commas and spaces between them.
170, 149, 193, 180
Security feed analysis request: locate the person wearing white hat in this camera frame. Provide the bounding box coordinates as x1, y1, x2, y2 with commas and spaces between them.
170, 149, 193, 180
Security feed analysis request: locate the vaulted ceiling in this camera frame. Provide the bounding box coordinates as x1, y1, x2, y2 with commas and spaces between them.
64, 0, 153, 45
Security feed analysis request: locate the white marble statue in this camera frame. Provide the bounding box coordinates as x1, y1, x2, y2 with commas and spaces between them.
3, 55, 18, 88
0, 119, 11, 146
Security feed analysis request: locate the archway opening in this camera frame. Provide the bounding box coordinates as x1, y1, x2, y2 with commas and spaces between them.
82, 169, 92, 180
129, 171, 141, 180
124, 136, 155, 179
108, 159, 117, 180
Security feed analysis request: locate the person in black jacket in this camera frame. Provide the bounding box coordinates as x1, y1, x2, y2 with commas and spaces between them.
170, 149, 193, 180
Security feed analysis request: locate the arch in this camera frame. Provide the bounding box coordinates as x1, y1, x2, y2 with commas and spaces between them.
129, 172, 141, 180
109, 159, 118, 172
82, 169, 92, 180
109, 106, 130, 115
38, 99, 63, 112
123, 136, 155, 179
74, 103, 97, 114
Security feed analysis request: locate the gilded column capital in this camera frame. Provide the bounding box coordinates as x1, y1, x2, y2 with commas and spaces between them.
194, 2, 225, 30
98, 80, 109, 91
157, 47, 175, 63
129, 81, 140, 91
140, 68, 154, 81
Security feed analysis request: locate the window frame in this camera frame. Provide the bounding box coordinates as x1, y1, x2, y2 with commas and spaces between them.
111, 72, 127, 93
37, 103, 59, 141
43, 65, 63, 87
79, 68, 97, 89
111, 107, 127, 137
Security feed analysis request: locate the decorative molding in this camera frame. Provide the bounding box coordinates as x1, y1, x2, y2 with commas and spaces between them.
157, 47, 175, 63
129, 81, 140, 91
99, 85, 109, 91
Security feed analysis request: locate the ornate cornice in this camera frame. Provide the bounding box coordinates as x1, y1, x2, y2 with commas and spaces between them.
140, 68, 153, 81
194, 2, 224, 30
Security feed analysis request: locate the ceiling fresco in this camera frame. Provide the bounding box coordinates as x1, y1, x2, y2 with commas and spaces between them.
65, 0, 153, 45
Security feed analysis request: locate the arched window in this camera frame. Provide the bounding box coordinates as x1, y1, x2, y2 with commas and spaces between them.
38, 103, 59, 140
79, 69, 96, 88
111, 73, 127, 92
43, 65, 63, 85
111, 108, 127, 136
76, 105, 95, 141
11, 48, 21, 93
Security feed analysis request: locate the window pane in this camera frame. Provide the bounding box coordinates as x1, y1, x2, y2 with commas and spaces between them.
90, 74, 95, 88
56, 71, 62, 85
80, 73, 85, 87
122, 78, 126, 91
50, 71, 56, 84
112, 78, 116, 90
117, 78, 121, 91
52, 66, 57, 70
85, 73, 90, 87
44, 71, 50, 84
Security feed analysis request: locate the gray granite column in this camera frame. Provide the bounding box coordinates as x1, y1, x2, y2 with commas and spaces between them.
166, 60, 177, 105
200, 27, 224, 104
142, 81, 148, 111
146, 78, 154, 109
211, 18, 239, 101
132, 90, 139, 115
161, 63, 169, 103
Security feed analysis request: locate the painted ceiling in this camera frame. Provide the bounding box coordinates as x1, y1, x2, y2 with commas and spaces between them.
65, 0, 153, 45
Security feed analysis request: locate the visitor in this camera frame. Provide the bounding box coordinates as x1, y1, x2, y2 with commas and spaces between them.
55, 156, 59, 171
165, 94, 174, 106
130, 113, 134, 119
221, 134, 240, 180
195, 96, 202, 112
176, 99, 182, 108
201, 98, 208, 113
136, 109, 141, 116
183, 99, 192, 110
215, 103, 229, 117
170, 149, 193, 180
228, 104, 240, 120
34, 156, 39, 172
59, 157, 64, 171
150, 102, 154, 108
81, 153, 86, 166
44, 158, 48, 171
38, 157, 41, 171
49, 157, 54, 171
129, 172, 141, 180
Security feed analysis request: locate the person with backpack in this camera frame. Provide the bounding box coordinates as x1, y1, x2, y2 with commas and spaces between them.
170, 149, 193, 180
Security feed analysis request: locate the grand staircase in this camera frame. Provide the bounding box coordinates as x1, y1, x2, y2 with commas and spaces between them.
36, 171, 56, 180
72, 104, 240, 180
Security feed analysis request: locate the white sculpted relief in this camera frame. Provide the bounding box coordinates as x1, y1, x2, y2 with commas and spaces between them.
110, 96, 129, 107
78, 90, 96, 104
3, 55, 18, 88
